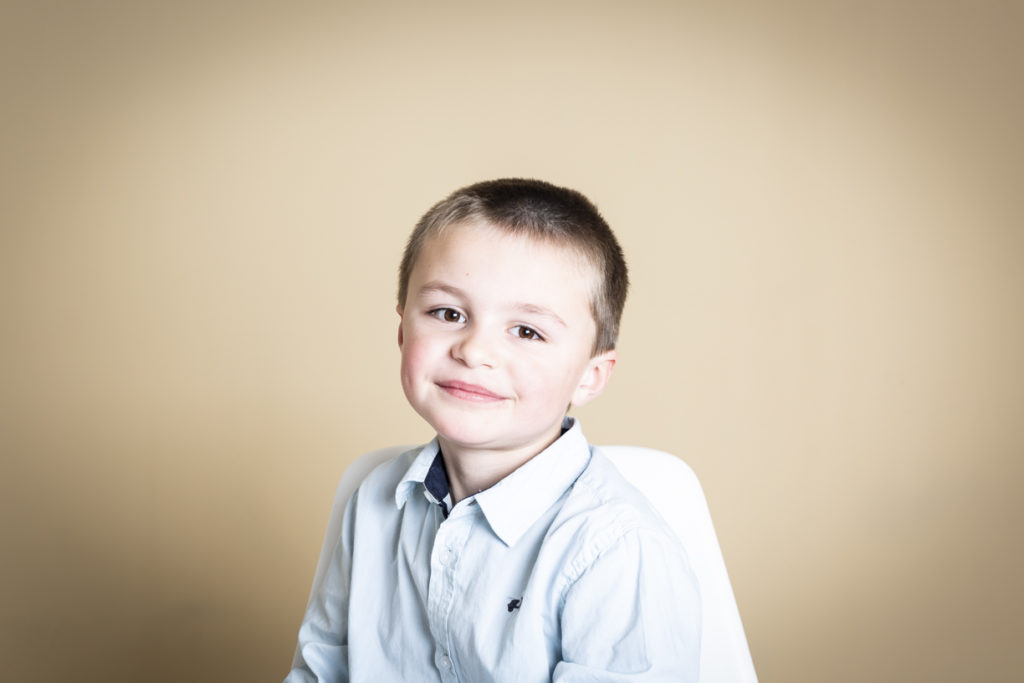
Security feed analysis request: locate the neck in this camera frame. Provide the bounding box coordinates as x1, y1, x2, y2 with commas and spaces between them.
439, 428, 563, 505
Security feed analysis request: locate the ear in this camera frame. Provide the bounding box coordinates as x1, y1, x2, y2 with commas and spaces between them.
396, 303, 405, 348
570, 349, 617, 408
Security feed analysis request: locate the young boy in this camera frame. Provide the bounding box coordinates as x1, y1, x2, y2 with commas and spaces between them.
286, 179, 701, 682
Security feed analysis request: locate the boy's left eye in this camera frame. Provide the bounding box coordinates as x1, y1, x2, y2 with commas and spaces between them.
511, 325, 544, 341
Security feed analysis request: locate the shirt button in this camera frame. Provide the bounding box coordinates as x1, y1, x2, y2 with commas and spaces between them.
441, 654, 453, 671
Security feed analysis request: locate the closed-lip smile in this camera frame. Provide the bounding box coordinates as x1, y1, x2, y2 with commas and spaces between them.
437, 380, 506, 402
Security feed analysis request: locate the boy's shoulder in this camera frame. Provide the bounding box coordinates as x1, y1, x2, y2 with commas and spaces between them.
550, 446, 686, 567
346, 444, 424, 510
570, 446, 663, 518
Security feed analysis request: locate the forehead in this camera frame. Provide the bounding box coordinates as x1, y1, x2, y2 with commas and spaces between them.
409, 221, 598, 312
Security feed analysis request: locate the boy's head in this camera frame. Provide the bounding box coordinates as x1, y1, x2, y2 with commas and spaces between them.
396, 179, 629, 457
398, 178, 628, 355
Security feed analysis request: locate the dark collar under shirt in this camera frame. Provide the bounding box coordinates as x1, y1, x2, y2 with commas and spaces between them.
424, 453, 451, 518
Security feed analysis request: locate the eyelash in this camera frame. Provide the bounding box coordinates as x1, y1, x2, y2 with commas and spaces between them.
427, 308, 545, 342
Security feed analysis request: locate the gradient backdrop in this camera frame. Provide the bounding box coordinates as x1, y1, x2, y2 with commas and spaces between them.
2, 1, 1021, 681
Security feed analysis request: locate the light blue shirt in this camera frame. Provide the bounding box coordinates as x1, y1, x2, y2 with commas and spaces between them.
286, 419, 701, 682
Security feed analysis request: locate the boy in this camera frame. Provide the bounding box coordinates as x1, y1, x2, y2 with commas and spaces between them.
286, 179, 701, 682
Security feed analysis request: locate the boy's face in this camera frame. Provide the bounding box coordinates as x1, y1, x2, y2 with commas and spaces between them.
397, 221, 616, 458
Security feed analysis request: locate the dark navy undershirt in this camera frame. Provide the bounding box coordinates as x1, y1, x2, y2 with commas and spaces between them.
424, 452, 450, 518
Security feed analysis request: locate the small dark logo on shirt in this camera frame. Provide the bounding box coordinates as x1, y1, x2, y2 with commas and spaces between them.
506, 598, 522, 613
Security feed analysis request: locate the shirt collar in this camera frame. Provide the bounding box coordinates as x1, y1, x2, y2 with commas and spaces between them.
395, 438, 444, 510
475, 418, 591, 547
394, 419, 592, 547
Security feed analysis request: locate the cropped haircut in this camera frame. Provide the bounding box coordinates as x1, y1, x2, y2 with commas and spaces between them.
398, 178, 629, 354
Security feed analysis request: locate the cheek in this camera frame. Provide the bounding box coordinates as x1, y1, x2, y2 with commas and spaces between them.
399, 331, 437, 382
516, 356, 579, 404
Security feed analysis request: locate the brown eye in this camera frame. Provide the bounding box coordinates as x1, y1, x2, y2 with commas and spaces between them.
431, 308, 465, 323
514, 326, 542, 341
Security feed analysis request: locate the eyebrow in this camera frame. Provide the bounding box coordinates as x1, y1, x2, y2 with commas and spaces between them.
417, 281, 568, 328
514, 303, 568, 328
418, 282, 467, 299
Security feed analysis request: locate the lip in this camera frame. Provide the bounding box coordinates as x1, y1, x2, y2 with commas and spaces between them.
437, 380, 506, 403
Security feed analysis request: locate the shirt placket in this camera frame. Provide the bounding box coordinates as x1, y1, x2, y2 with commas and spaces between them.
427, 506, 472, 682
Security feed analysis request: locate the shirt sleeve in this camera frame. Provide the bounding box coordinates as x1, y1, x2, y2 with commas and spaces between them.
553, 528, 702, 682
283, 496, 356, 683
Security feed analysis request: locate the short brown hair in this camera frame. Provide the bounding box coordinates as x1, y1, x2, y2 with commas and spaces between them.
398, 178, 628, 354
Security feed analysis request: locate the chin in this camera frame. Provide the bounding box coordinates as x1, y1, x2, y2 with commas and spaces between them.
428, 419, 518, 452
431, 423, 503, 450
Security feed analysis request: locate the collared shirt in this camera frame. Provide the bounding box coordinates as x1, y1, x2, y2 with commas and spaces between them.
286, 419, 701, 682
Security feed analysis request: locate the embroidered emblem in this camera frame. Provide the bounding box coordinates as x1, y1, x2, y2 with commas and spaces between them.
507, 598, 522, 613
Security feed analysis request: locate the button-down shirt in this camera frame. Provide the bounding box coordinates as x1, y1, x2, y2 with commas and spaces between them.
286, 419, 701, 682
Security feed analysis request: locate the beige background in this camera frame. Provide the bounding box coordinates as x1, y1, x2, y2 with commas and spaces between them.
2, 1, 1021, 681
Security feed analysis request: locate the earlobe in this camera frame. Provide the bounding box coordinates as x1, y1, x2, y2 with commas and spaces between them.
570, 350, 617, 408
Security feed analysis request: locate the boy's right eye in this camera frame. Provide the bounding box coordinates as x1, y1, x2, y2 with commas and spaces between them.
429, 307, 466, 324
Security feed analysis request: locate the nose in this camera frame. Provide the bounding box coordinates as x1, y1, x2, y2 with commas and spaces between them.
452, 324, 496, 368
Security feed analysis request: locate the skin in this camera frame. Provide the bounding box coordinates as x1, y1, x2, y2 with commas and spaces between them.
397, 220, 617, 504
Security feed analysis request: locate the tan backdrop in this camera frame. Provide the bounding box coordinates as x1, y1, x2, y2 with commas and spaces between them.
2, 1, 1021, 681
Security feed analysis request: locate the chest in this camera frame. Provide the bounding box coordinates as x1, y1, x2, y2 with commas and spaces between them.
348, 500, 574, 681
